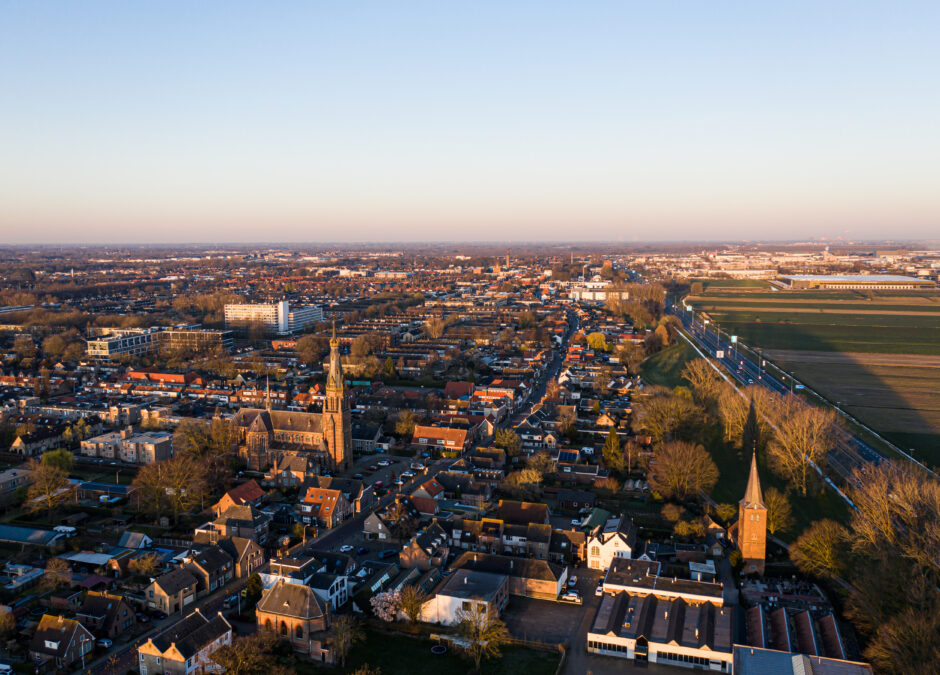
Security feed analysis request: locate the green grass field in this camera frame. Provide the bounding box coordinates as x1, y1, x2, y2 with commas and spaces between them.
640, 340, 698, 388
694, 278, 771, 290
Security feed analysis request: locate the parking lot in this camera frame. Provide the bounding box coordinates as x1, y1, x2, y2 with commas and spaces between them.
501, 568, 605, 644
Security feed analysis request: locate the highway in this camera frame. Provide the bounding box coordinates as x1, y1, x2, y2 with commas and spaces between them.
667, 302, 885, 487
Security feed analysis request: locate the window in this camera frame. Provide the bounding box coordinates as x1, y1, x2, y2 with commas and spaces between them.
280, 621, 288, 636
295, 624, 304, 639
591, 546, 600, 556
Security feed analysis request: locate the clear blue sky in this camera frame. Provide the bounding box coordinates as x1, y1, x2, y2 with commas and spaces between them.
1, 1, 938, 244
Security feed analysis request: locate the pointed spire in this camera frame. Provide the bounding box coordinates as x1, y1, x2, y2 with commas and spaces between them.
265, 375, 271, 411
327, 322, 343, 392
742, 451, 764, 508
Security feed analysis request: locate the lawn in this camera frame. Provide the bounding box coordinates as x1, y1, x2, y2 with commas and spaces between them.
640, 340, 698, 388
300, 628, 561, 675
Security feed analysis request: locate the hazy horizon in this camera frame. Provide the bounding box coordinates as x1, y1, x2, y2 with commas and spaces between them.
2, 1, 939, 244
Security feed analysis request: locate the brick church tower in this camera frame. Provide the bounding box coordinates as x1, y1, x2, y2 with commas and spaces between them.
323, 324, 352, 472
735, 452, 767, 575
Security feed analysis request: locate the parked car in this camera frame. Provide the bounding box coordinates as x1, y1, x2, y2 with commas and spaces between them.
353, 473, 364, 479
570, 518, 581, 526
223, 595, 238, 608
377, 459, 392, 466
560, 591, 582, 605
339, 544, 355, 553
567, 575, 578, 587
595, 583, 604, 597
367, 465, 378, 472
401, 470, 415, 479
410, 462, 425, 471
96, 638, 113, 649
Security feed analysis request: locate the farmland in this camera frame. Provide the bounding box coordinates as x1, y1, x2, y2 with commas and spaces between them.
687, 285, 940, 466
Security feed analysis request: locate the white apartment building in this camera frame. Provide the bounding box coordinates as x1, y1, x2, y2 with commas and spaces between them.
223, 301, 323, 334
86, 328, 158, 358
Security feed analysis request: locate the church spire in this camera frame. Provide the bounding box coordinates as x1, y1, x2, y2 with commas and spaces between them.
742, 451, 764, 508
326, 321, 343, 392
265, 374, 271, 411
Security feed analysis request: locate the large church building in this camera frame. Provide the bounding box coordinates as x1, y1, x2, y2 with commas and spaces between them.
234, 329, 352, 473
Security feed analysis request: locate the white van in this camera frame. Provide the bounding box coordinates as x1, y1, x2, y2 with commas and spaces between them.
53, 526, 77, 537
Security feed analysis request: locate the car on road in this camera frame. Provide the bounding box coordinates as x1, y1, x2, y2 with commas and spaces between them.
96, 638, 113, 649
401, 470, 415, 479
373, 480, 383, 489
560, 591, 582, 605
595, 583, 604, 597
567, 575, 578, 587
570, 518, 581, 526
410, 462, 425, 471
377, 459, 392, 466
339, 544, 355, 553
367, 465, 378, 472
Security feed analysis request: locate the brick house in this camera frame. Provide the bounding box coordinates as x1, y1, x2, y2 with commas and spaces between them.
256, 581, 333, 664
300, 487, 352, 529
137, 609, 232, 675
144, 567, 198, 615
29, 614, 94, 671
76, 591, 136, 639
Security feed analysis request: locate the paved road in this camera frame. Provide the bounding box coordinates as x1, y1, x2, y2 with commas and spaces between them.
668, 302, 884, 486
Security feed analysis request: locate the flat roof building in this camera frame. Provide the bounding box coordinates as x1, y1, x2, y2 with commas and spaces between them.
224, 300, 323, 334
778, 274, 935, 290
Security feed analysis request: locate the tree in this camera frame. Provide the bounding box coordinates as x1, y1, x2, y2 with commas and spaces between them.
382, 357, 397, 379
789, 519, 849, 579
557, 406, 578, 441
601, 428, 624, 472
41, 447, 74, 472
246, 573, 263, 599
586, 332, 608, 351
13, 334, 36, 359
41, 334, 66, 359
129, 553, 160, 577
456, 603, 510, 672
26, 459, 72, 521
648, 441, 719, 500
595, 476, 621, 495
425, 316, 447, 339
43, 558, 72, 589
331, 615, 364, 667
351, 667, 382, 675
395, 410, 417, 438
661, 503, 685, 523
865, 607, 940, 675
763, 487, 794, 535
681, 359, 722, 410
526, 451, 554, 477
132, 455, 207, 524
210, 633, 289, 675
713, 503, 738, 524
400, 585, 427, 624
503, 469, 542, 500
768, 405, 835, 496
633, 388, 703, 445
173, 417, 237, 492
370, 589, 402, 622
493, 429, 521, 456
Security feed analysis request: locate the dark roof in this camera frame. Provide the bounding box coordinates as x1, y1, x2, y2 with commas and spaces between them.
149, 610, 231, 659
30, 614, 92, 658
153, 567, 198, 595
452, 551, 565, 583
603, 558, 723, 601
186, 545, 233, 574
257, 581, 327, 620
436, 569, 507, 601
494, 500, 549, 525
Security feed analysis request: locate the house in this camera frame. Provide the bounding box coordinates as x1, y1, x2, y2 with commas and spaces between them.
411, 425, 469, 453
351, 422, 383, 454
494, 499, 550, 526
399, 522, 450, 571
311, 476, 372, 513
183, 545, 234, 595
145, 567, 199, 615
210, 536, 265, 578
412, 477, 445, 501
212, 480, 266, 517
549, 528, 586, 565
451, 551, 567, 600
586, 516, 638, 571
308, 572, 350, 611
138, 609, 232, 675
0, 464, 33, 505
29, 614, 95, 670
557, 488, 596, 512
420, 569, 509, 625
264, 451, 317, 488
300, 487, 353, 528
435, 471, 491, 507
256, 581, 333, 663
362, 496, 420, 541
76, 591, 136, 639
203, 504, 271, 544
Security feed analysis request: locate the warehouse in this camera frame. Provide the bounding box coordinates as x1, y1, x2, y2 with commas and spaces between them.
778, 274, 935, 290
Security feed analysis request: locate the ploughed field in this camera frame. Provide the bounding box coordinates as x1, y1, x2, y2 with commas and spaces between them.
687, 285, 940, 466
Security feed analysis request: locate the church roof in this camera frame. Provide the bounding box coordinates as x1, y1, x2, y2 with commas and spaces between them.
741, 453, 764, 509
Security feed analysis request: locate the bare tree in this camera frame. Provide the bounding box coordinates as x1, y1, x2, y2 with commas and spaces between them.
210, 633, 290, 675
455, 603, 510, 672
648, 440, 719, 500
43, 558, 72, 589
331, 615, 364, 668
764, 487, 794, 535
132, 455, 207, 524
633, 388, 703, 445
767, 405, 835, 495
26, 459, 72, 522
399, 585, 427, 624
789, 519, 849, 579
681, 358, 723, 409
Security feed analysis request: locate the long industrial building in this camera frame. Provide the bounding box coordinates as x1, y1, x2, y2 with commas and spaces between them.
778, 274, 935, 290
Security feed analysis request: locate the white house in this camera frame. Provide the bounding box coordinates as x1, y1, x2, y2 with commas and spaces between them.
586, 516, 638, 571
419, 569, 509, 625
